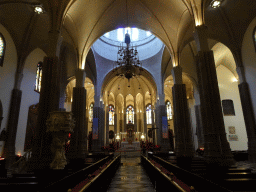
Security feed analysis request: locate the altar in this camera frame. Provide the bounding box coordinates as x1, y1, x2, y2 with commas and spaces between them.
121, 141, 140, 151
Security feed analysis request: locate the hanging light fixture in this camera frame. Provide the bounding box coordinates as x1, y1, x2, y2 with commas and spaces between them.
113, 31, 143, 83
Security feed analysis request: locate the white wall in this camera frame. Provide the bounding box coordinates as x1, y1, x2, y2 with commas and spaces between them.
0, 24, 18, 156
217, 65, 248, 150
242, 16, 256, 120
16, 48, 46, 155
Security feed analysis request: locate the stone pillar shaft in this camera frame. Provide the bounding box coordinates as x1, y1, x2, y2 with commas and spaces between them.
106, 109, 109, 145
31, 57, 60, 169
68, 87, 87, 159
114, 114, 117, 135
195, 105, 204, 148
134, 98, 137, 132
196, 51, 234, 166
3, 89, 22, 169
155, 105, 169, 150
172, 84, 194, 157
92, 107, 105, 152
238, 82, 256, 162
123, 99, 126, 132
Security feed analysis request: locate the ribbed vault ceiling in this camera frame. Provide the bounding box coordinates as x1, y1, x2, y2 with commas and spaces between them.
64, 0, 193, 67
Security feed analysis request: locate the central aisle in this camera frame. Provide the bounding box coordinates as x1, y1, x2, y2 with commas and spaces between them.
107, 155, 155, 192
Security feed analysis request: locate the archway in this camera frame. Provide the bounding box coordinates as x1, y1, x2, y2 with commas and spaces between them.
213, 42, 248, 151
101, 66, 157, 146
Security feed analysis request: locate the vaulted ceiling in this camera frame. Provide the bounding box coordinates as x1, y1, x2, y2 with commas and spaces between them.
1, 0, 256, 81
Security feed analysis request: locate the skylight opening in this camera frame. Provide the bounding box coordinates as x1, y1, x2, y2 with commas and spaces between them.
117, 28, 124, 41
132, 28, 139, 41
146, 31, 151, 36
104, 32, 110, 38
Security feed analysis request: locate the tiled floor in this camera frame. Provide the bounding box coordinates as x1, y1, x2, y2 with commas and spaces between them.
107, 156, 156, 192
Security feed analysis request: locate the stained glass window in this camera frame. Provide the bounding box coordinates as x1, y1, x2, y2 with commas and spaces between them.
0, 33, 6, 67
126, 105, 134, 124
254, 27, 256, 50
34, 62, 42, 92
109, 105, 115, 125
89, 103, 94, 122
166, 101, 173, 120
146, 104, 152, 124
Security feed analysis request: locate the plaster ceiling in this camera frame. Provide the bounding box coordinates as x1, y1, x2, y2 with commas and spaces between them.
212, 42, 238, 79
64, 0, 192, 67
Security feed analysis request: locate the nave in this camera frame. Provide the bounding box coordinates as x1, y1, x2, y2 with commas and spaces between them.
107, 155, 155, 192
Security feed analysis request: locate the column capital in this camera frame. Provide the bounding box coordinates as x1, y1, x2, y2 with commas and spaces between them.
48, 30, 63, 57
193, 25, 209, 52
171, 66, 183, 84
75, 69, 86, 87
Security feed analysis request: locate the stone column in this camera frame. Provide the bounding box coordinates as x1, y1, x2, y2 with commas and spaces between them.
172, 66, 194, 158
155, 94, 169, 151
30, 56, 61, 170
3, 89, 22, 169
237, 66, 256, 162
123, 99, 126, 132
194, 25, 234, 166
114, 113, 117, 135
143, 97, 147, 140
195, 105, 204, 148
134, 97, 137, 132
68, 69, 87, 161
106, 106, 109, 146
92, 105, 105, 152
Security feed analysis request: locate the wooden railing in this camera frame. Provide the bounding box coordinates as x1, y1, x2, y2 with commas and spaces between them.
76, 154, 121, 192
150, 155, 232, 192
41, 154, 119, 191
141, 155, 189, 192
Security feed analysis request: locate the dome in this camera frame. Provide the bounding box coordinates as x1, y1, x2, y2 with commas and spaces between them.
92, 28, 164, 61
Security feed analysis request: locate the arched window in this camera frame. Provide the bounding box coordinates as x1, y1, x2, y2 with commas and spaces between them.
166, 101, 173, 120
109, 105, 115, 125
34, 62, 43, 92
146, 104, 152, 124
0, 33, 6, 67
89, 103, 94, 122
126, 105, 134, 124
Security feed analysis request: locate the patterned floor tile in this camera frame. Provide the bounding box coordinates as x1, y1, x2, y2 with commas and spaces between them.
107, 156, 155, 192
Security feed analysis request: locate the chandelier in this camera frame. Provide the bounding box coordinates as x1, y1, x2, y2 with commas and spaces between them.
114, 32, 143, 82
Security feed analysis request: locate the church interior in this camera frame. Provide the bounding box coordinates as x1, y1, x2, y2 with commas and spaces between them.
1, 0, 256, 191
